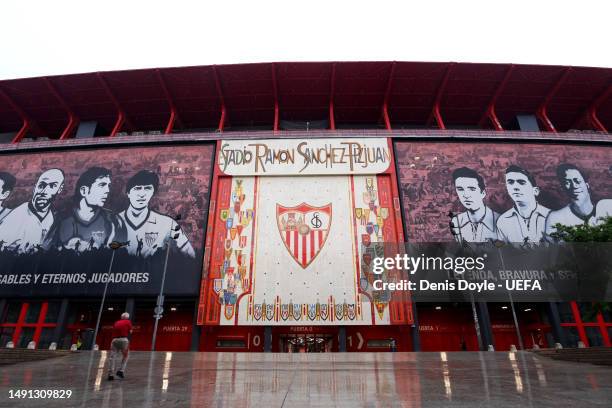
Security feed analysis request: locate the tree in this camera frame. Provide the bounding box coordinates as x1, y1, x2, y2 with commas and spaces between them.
550, 216, 612, 243
550, 216, 612, 320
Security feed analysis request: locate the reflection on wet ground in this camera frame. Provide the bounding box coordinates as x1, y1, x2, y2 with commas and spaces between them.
0, 351, 610, 407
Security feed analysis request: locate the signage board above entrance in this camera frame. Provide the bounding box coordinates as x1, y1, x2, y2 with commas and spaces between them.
218, 138, 391, 176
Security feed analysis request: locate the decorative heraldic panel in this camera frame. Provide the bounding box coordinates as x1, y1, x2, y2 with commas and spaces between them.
199, 138, 412, 326
0, 144, 214, 297
395, 142, 612, 243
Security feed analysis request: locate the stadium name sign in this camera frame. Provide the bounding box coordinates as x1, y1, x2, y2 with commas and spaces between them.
218, 138, 391, 175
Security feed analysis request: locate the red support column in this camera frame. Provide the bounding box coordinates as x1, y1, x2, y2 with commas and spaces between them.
164, 109, 177, 135
44, 77, 79, 140
586, 84, 611, 133
33, 302, 48, 345
13, 119, 30, 143
97, 72, 133, 136
427, 63, 454, 129
569, 84, 610, 132
0, 86, 37, 143
12, 303, 29, 346
271, 63, 279, 132
570, 301, 589, 347
478, 64, 514, 130
60, 113, 78, 140
536, 67, 572, 133
329, 63, 336, 130
110, 111, 124, 137
596, 312, 611, 347
589, 108, 608, 133
156, 69, 182, 135
212, 66, 227, 132
382, 62, 396, 132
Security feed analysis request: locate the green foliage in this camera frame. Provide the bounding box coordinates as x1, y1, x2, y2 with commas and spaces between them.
550, 216, 612, 320
550, 216, 612, 242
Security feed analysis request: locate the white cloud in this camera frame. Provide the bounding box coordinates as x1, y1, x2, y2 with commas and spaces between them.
0, 0, 609, 80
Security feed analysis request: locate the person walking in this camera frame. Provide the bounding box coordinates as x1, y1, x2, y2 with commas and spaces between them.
108, 312, 132, 380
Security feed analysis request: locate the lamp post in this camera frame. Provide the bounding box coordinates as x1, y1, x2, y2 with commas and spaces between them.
448, 211, 484, 351
494, 240, 524, 350
92, 240, 128, 350
151, 215, 181, 351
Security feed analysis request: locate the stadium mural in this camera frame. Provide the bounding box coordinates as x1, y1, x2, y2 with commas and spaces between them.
198, 138, 412, 326
395, 141, 612, 243
0, 144, 214, 297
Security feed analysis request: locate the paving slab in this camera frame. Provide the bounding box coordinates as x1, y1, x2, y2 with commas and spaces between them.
0, 351, 610, 407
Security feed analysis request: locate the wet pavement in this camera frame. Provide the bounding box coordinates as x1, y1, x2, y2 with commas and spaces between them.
0, 351, 610, 407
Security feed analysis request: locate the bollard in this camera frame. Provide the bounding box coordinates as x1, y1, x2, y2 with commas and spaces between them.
554, 343, 563, 349
6, 341, 14, 349
509, 344, 517, 352
70, 344, 78, 351
49, 342, 57, 350
577, 341, 586, 348
27, 341, 36, 350
532, 344, 540, 350
487, 345, 495, 351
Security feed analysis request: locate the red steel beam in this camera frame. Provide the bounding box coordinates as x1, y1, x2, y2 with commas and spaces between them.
536, 67, 573, 133
427, 63, 454, 130
570, 83, 611, 132
156, 69, 182, 134
212, 66, 227, 132
478, 64, 515, 130
96, 72, 133, 136
272, 63, 279, 132
329, 63, 336, 130
590, 106, 609, 133
381, 61, 396, 132
110, 111, 125, 137
44, 77, 79, 140
0, 86, 36, 143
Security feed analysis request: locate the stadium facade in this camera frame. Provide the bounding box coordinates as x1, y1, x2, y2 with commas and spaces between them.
0, 62, 610, 352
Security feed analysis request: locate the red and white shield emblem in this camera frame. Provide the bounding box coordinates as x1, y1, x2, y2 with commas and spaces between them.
277, 203, 332, 269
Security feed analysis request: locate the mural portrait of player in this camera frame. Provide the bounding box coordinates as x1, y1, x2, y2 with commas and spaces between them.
118, 170, 195, 258
497, 165, 550, 244
0, 169, 65, 253
545, 164, 612, 238
395, 142, 612, 243
54, 167, 126, 251
449, 167, 499, 242
0, 144, 213, 298
0, 171, 16, 223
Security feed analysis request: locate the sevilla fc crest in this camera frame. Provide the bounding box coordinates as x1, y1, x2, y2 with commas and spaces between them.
277, 203, 332, 269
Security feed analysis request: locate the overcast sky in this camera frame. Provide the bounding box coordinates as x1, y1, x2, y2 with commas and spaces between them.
1, 1, 610, 80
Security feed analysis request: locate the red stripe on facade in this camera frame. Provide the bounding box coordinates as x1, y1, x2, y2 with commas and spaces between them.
310, 230, 315, 261
302, 232, 307, 266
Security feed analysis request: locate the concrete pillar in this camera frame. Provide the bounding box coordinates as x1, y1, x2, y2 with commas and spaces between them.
51, 299, 69, 347
476, 302, 494, 350
264, 326, 272, 352
0, 299, 6, 321
190, 303, 201, 351
338, 327, 347, 352
411, 302, 421, 351
125, 298, 135, 319
546, 302, 566, 347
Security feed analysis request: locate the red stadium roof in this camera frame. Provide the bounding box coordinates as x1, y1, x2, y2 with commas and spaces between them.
0, 62, 610, 141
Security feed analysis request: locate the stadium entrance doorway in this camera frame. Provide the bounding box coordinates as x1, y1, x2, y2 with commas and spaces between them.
280, 334, 333, 352
273, 326, 338, 352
